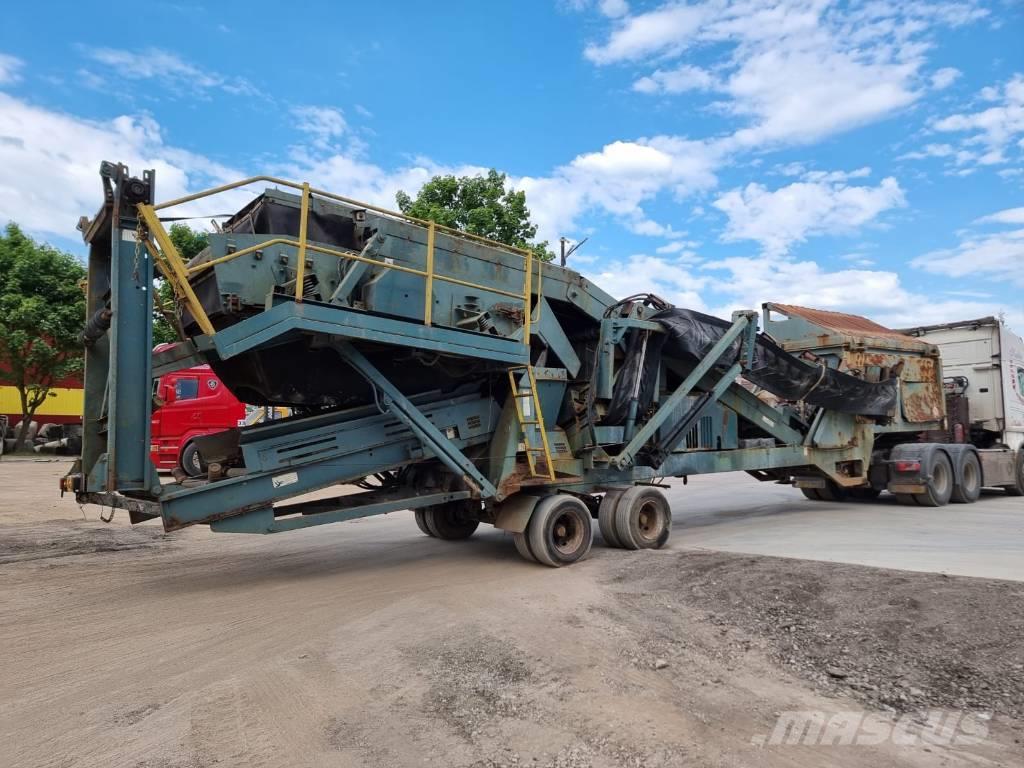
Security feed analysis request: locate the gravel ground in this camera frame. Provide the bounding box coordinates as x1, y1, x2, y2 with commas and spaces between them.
2, 461, 1023, 768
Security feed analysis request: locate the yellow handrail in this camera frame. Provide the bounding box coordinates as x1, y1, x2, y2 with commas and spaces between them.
137, 204, 216, 336
424, 221, 436, 326
152, 174, 533, 257
140, 175, 540, 345
294, 182, 310, 302
185, 237, 526, 300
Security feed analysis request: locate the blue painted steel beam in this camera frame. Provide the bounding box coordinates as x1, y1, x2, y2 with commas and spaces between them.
211, 489, 473, 534
567, 443, 864, 489
210, 299, 529, 365
105, 166, 158, 493
156, 393, 497, 529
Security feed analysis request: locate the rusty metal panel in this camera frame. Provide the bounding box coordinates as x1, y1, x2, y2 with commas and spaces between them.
901, 382, 945, 423
770, 303, 923, 344
899, 355, 945, 423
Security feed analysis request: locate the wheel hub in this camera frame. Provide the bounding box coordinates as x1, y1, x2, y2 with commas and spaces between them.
636, 500, 665, 542
551, 513, 582, 553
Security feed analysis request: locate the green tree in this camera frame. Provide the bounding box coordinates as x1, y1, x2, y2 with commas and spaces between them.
0, 224, 87, 451
153, 223, 209, 344
396, 169, 554, 262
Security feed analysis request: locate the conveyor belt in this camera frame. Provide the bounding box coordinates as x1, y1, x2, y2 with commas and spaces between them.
609, 308, 898, 419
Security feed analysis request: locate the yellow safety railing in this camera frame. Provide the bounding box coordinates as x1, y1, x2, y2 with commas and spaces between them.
137, 175, 541, 346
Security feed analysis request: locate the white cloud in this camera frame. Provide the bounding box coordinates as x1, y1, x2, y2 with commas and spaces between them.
0, 88, 721, 251
584, 248, 1009, 330
516, 136, 721, 242
0, 92, 473, 242
699, 254, 1009, 329
712, 173, 906, 256
0, 53, 24, 85
655, 240, 699, 254
84, 47, 260, 97
912, 216, 1024, 288
586, 253, 710, 307
586, 1, 988, 149
802, 166, 871, 183
633, 64, 715, 94
930, 67, 961, 90
0, 92, 251, 238
598, 0, 629, 19
583, 3, 708, 64
897, 142, 956, 161
976, 206, 1024, 225
290, 106, 347, 149
930, 73, 1024, 168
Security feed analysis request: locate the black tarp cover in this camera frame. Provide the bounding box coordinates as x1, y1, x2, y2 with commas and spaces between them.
607, 308, 898, 421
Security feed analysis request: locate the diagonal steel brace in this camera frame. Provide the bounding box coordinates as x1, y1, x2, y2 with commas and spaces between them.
333, 341, 498, 498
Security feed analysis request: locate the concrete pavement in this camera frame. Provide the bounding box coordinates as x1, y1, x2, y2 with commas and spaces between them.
664, 471, 1024, 581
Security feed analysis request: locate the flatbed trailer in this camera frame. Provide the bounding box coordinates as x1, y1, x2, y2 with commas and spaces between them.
62, 162, 990, 566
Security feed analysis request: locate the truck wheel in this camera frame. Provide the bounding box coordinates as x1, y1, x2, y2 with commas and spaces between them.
914, 452, 953, 507
816, 480, 848, 502
849, 487, 882, 501
413, 508, 436, 537
614, 487, 672, 550
800, 487, 822, 501
513, 532, 536, 563
598, 489, 626, 548
527, 495, 593, 567
422, 501, 479, 540
951, 451, 982, 504
181, 442, 206, 478
1003, 451, 1024, 497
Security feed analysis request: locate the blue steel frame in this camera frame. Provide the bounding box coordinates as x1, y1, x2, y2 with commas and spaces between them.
79, 163, 160, 496
71, 162, 916, 538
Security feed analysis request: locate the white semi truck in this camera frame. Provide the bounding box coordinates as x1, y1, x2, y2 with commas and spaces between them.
902, 316, 1024, 495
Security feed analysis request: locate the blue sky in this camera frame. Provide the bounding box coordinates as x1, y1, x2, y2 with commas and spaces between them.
0, 0, 1021, 329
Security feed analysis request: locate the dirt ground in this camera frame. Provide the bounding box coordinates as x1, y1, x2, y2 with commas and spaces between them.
1, 461, 1023, 768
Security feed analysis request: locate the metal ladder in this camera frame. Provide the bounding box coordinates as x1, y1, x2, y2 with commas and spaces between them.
507, 366, 556, 481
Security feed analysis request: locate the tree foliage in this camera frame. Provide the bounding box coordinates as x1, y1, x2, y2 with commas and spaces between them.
153, 223, 209, 345
0, 224, 87, 449
396, 170, 554, 262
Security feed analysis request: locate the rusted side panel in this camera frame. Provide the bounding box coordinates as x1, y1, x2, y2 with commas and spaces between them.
770, 303, 924, 344
897, 355, 945, 423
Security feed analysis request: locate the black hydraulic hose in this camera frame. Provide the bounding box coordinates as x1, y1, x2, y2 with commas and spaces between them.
80, 307, 112, 346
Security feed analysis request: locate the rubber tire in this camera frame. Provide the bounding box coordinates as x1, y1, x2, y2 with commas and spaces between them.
895, 493, 918, 506
513, 532, 536, 563
914, 451, 953, 507
181, 442, 206, 478
817, 480, 848, 502
800, 487, 823, 501
414, 508, 436, 537
526, 495, 594, 568
423, 502, 479, 540
951, 451, 982, 504
849, 487, 882, 501
614, 487, 672, 551
1003, 451, 1024, 497
598, 489, 626, 548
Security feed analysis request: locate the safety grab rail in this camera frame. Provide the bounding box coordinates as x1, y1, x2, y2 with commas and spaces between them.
137, 175, 542, 346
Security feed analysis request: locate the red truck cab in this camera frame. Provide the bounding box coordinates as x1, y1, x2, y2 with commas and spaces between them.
150, 349, 246, 475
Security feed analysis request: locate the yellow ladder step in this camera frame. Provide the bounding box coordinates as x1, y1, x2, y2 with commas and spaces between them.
507, 365, 556, 481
